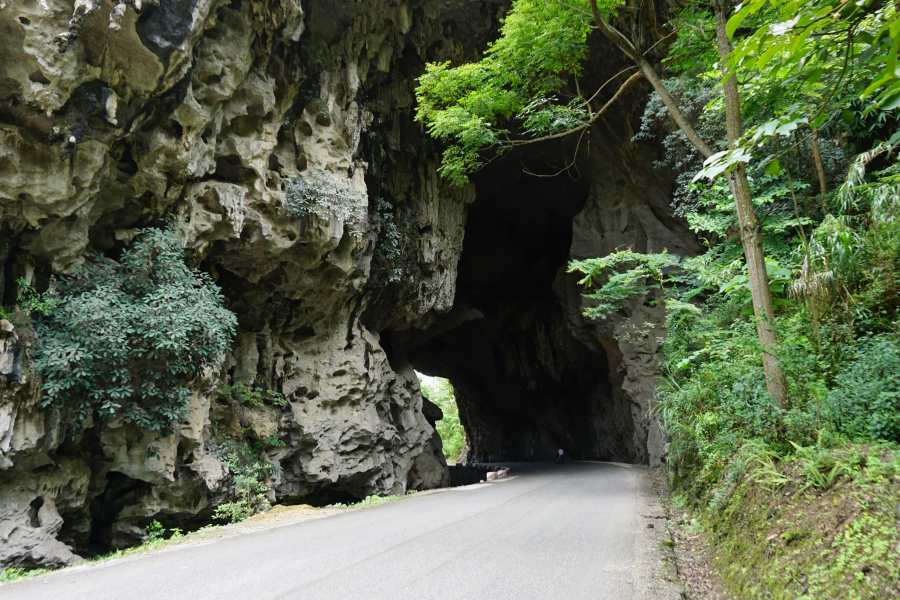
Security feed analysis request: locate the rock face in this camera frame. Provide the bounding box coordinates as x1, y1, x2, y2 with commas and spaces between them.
0, 0, 694, 569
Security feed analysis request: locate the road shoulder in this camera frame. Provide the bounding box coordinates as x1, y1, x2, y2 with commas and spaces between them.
633, 468, 684, 600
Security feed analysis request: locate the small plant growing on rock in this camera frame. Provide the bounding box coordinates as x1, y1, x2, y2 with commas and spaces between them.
210, 439, 275, 523
218, 375, 286, 408
15, 278, 58, 316
145, 520, 165, 542
30, 225, 237, 436
283, 173, 366, 235
373, 198, 404, 283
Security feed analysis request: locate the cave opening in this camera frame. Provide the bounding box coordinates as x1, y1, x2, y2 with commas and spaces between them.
400, 148, 641, 465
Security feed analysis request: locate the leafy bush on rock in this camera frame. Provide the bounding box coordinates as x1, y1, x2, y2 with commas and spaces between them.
32, 226, 236, 435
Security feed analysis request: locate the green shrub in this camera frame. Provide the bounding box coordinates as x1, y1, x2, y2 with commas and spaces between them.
373, 198, 403, 283
283, 173, 365, 235
658, 305, 827, 495
218, 375, 286, 408
15, 278, 59, 315
145, 520, 165, 542
212, 501, 254, 524
32, 226, 237, 435
0, 568, 27, 582
827, 332, 900, 443
209, 439, 274, 523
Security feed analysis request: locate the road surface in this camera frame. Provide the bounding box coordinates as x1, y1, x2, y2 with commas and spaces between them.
0, 462, 681, 600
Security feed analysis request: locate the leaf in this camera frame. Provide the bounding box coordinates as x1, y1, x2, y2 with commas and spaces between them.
805, 68, 824, 84
727, 3, 754, 39
765, 159, 781, 176
693, 148, 754, 182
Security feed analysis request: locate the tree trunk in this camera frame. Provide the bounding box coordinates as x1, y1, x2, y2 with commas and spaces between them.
811, 126, 829, 209
713, 1, 786, 406
588, 0, 787, 406
588, 1, 714, 158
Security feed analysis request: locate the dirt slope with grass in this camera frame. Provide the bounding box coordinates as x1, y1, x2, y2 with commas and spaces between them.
698, 444, 900, 599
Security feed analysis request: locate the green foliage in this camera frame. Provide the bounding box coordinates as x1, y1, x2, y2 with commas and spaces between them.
788, 441, 847, 491
726, 0, 900, 118
212, 501, 254, 524
656, 138, 900, 508
15, 278, 58, 315
419, 376, 465, 461
283, 173, 366, 234
2, 278, 58, 326
145, 520, 165, 542
373, 198, 403, 283
0, 567, 49, 582
0, 568, 26, 582
567, 247, 796, 323
31, 225, 237, 435
702, 443, 900, 600
827, 332, 900, 443
415, 0, 623, 184
325, 490, 419, 509
568, 249, 705, 320
210, 438, 275, 523
218, 375, 286, 409
660, 307, 799, 487
652, 142, 900, 599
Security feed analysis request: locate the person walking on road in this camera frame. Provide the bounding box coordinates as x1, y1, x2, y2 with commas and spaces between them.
556, 448, 565, 464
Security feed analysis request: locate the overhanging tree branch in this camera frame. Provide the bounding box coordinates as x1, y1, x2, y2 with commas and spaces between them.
588, 0, 715, 158
509, 71, 644, 146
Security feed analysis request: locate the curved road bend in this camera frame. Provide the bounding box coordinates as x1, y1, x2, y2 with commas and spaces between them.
1, 462, 682, 600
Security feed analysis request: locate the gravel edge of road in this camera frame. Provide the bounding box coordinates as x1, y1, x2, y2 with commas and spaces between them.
633, 467, 685, 600
649, 468, 734, 600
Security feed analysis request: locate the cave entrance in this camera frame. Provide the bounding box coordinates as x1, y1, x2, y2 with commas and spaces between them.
402, 152, 640, 465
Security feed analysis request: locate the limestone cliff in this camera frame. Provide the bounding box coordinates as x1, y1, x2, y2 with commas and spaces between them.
0, 0, 695, 570
0, 0, 511, 568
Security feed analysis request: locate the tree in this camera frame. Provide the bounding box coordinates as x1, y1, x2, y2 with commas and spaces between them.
31, 225, 237, 435
587, 0, 787, 403
420, 376, 465, 461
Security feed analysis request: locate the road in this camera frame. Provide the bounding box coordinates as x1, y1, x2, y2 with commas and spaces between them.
0, 462, 682, 600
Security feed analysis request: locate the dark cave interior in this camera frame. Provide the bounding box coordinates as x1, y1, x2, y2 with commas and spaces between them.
397, 151, 640, 465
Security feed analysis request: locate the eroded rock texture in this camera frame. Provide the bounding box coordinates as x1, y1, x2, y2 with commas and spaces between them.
0, 0, 508, 568
0, 0, 696, 570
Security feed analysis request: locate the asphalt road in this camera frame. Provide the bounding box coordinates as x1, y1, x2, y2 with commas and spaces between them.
0, 462, 681, 600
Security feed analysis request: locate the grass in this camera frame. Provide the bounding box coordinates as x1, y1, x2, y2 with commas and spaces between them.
324, 490, 419, 509
698, 443, 900, 599
0, 568, 50, 583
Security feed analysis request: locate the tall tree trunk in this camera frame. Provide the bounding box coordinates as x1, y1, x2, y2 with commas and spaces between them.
588, 0, 787, 406
713, 1, 786, 406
